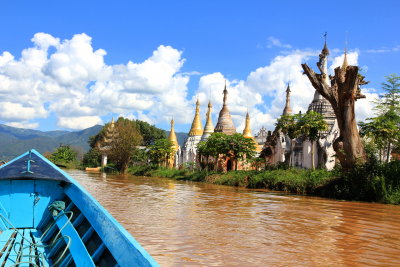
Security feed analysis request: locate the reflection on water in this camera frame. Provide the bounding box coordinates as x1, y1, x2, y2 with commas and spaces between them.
68, 170, 400, 266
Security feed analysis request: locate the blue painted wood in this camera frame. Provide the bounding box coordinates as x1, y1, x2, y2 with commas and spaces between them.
72, 213, 84, 227
52, 212, 95, 267
30, 230, 48, 266
0, 180, 11, 229
59, 253, 73, 267
10, 180, 34, 228
91, 242, 105, 262
65, 184, 159, 267
5, 229, 23, 265
81, 226, 94, 243
33, 180, 64, 228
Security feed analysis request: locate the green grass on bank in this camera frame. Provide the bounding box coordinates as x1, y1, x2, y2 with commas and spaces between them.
129, 160, 400, 205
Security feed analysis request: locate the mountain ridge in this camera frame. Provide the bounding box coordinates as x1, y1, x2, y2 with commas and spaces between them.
0, 124, 188, 161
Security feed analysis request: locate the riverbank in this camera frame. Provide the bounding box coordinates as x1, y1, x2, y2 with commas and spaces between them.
129, 160, 400, 204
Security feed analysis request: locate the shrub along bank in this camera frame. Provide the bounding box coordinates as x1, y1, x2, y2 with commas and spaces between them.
129, 160, 400, 205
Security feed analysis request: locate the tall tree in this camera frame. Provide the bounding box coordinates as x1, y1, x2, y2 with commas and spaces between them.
275, 113, 301, 166
375, 74, 400, 113
135, 120, 166, 146
227, 133, 256, 170
296, 111, 328, 169
302, 60, 368, 169
359, 109, 400, 162
108, 118, 143, 173
148, 138, 174, 167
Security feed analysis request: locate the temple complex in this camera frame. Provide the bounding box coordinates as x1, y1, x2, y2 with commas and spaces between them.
264, 39, 341, 170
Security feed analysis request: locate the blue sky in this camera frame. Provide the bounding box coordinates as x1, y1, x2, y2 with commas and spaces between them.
0, 1, 399, 133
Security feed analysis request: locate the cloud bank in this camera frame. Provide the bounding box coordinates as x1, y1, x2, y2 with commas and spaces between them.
0, 33, 377, 132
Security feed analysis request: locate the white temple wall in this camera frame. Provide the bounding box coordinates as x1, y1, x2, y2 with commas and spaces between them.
182, 135, 202, 165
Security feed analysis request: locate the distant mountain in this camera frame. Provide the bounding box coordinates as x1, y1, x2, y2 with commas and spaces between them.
166, 131, 188, 147
0, 124, 103, 161
0, 124, 189, 161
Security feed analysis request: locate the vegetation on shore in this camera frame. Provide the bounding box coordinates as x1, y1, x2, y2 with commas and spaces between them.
129, 160, 400, 205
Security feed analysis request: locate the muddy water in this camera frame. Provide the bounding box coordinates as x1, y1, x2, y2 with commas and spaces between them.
68, 170, 400, 266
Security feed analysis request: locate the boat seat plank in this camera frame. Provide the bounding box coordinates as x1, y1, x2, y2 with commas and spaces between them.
4, 229, 23, 266
53, 212, 95, 267
0, 230, 13, 244
31, 229, 49, 266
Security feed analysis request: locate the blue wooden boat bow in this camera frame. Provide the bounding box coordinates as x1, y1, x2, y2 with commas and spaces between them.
0, 150, 159, 267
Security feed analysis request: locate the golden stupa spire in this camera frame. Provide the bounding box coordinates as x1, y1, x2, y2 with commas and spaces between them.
242, 112, 253, 138
168, 118, 179, 151
110, 117, 115, 129
203, 100, 214, 134
188, 98, 203, 136
342, 49, 349, 70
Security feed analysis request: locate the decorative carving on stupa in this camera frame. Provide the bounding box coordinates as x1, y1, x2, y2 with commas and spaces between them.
214, 82, 236, 135
97, 117, 118, 167
201, 100, 214, 141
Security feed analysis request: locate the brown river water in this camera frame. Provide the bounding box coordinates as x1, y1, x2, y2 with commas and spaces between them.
67, 170, 400, 267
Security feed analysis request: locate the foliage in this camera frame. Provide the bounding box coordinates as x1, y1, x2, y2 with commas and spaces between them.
361, 74, 400, 162
148, 138, 174, 166
49, 145, 79, 168
359, 109, 400, 162
107, 118, 143, 173
275, 113, 300, 139
135, 120, 166, 146
297, 111, 328, 142
374, 74, 400, 114
197, 132, 256, 171
82, 148, 101, 168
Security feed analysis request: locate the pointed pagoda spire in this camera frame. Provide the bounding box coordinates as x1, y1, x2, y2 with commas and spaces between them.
214, 82, 236, 135
202, 100, 214, 135
342, 49, 349, 70
168, 118, 179, 151
282, 83, 292, 115
223, 80, 228, 106
242, 112, 253, 138
313, 33, 330, 101
188, 98, 203, 136
321, 32, 330, 56
110, 117, 115, 129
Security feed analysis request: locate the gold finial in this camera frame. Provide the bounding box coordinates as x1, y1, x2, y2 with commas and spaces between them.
168, 118, 179, 151
188, 98, 203, 136
242, 112, 253, 138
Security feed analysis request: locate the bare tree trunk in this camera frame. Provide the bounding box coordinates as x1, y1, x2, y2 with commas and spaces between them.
311, 140, 315, 170
301, 64, 367, 169
387, 142, 391, 163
